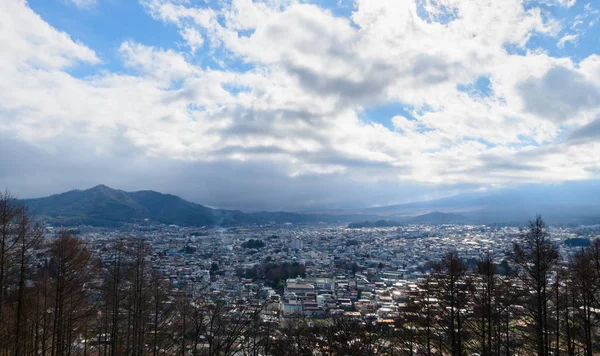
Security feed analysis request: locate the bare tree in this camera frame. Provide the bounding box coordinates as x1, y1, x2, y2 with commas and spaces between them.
432, 251, 471, 356
48, 231, 97, 356
0, 191, 23, 350
99, 239, 129, 356
271, 318, 317, 356
510, 215, 559, 356
13, 206, 43, 356
567, 244, 598, 355
124, 238, 152, 356
469, 252, 501, 356
149, 268, 174, 356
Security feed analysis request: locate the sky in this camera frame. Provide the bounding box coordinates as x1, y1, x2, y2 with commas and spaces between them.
1, 0, 600, 211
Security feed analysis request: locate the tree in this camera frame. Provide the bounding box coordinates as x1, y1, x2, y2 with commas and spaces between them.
414, 276, 436, 356
13, 206, 43, 356
567, 243, 599, 355
48, 231, 97, 356
271, 318, 318, 356
124, 238, 152, 356
510, 215, 559, 356
470, 252, 500, 356
149, 268, 175, 356
0, 191, 23, 350
241, 239, 266, 249
99, 239, 128, 356
432, 251, 471, 356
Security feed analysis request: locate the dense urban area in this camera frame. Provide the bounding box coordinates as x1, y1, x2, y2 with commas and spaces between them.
2, 193, 600, 355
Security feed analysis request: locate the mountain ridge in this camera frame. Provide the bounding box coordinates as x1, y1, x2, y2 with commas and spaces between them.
306, 181, 600, 225
347, 211, 472, 228
21, 182, 600, 227
408, 211, 472, 225
22, 185, 380, 227
358, 183, 600, 225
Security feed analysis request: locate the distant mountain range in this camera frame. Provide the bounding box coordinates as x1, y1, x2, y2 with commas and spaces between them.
21, 182, 600, 227
346, 181, 600, 226
347, 212, 472, 228
409, 211, 472, 225
22, 185, 380, 227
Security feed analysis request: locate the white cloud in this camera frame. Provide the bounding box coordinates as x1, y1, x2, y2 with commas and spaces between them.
179, 27, 204, 54
66, 0, 97, 9
1, 0, 600, 208
0, 0, 99, 70
538, 0, 576, 7
557, 33, 579, 47
391, 116, 418, 133
118, 41, 198, 83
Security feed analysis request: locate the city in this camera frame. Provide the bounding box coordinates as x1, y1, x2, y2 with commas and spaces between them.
17, 211, 595, 355
3, 0, 600, 354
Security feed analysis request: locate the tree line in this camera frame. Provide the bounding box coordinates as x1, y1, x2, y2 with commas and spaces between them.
1, 190, 600, 355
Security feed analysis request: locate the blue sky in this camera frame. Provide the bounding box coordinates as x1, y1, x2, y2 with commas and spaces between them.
32, 0, 598, 85
1, 0, 600, 210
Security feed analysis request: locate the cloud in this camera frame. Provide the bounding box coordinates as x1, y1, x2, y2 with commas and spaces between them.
0, 133, 453, 211
518, 66, 600, 123
1, 0, 600, 209
538, 0, 577, 7
65, 0, 97, 9
0, 0, 99, 70
118, 41, 198, 83
567, 117, 600, 143
179, 27, 204, 54
557, 33, 578, 48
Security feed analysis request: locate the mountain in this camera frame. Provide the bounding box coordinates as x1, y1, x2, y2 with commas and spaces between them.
22, 181, 600, 227
356, 181, 600, 225
408, 211, 471, 225
23, 185, 378, 227
348, 220, 404, 228
24, 185, 212, 226
347, 212, 472, 228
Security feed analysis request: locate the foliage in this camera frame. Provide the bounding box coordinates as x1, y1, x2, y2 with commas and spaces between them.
241, 238, 266, 249
564, 237, 591, 247
238, 261, 305, 289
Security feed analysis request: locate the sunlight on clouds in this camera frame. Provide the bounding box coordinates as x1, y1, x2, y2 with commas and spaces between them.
1, 0, 600, 195
0, 0, 99, 70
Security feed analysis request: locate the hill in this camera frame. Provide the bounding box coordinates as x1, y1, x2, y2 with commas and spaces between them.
407, 211, 472, 225
348, 220, 403, 228
23, 185, 377, 227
